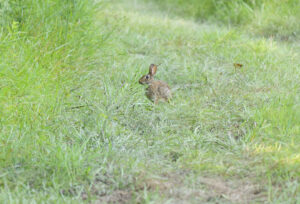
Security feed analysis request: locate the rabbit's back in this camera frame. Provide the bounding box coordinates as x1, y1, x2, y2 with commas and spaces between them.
146, 80, 171, 103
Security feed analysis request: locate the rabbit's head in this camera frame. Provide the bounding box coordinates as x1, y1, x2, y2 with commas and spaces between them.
139, 64, 157, 85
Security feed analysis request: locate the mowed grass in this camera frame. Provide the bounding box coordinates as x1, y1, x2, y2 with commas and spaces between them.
1, 0, 300, 203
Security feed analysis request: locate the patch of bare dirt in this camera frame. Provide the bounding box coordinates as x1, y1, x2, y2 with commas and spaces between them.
135, 172, 266, 203
198, 177, 265, 203
82, 171, 267, 203
95, 190, 132, 204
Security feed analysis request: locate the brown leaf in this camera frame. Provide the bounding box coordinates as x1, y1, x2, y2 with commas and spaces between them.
234, 63, 243, 68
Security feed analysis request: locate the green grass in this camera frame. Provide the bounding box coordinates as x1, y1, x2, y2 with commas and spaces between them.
147, 0, 300, 40
0, 0, 299, 203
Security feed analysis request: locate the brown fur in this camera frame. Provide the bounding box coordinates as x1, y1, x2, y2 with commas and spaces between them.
139, 64, 172, 104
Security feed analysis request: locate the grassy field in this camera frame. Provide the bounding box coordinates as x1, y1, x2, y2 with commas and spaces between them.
0, 0, 299, 203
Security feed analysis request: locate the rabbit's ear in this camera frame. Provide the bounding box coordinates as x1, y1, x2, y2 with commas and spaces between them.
149, 64, 157, 76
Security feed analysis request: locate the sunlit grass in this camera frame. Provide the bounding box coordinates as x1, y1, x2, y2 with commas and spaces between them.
0, 0, 299, 202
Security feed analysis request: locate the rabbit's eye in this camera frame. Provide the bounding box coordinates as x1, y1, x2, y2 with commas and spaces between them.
146, 75, 150, 79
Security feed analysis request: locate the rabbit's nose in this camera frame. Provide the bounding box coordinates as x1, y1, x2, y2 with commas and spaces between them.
139, 77, 146, 84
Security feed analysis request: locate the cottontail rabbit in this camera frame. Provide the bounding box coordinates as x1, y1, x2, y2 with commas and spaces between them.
139, 64, 172, 104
